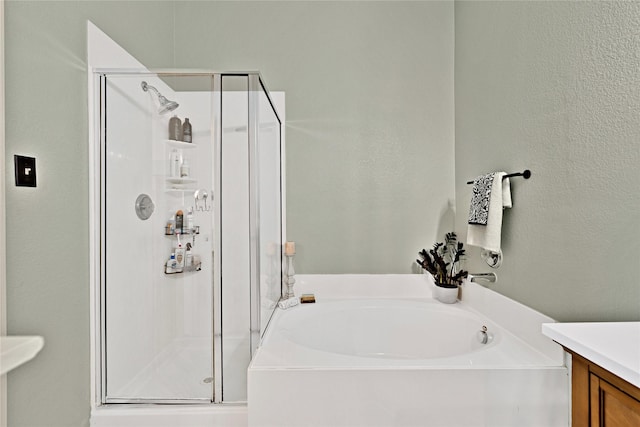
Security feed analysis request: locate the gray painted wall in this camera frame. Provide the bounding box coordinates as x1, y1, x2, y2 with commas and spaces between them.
5, 1, 453, 425
8, 1, 640, 426
173, 1, 455, 273
5, 2, 175, 426
454, 1, 640, 322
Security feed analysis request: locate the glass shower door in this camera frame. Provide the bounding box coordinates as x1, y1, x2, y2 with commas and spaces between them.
100, 73, 215, 403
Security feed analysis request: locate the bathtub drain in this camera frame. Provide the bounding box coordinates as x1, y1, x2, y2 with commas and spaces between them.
477, 326, 491, 344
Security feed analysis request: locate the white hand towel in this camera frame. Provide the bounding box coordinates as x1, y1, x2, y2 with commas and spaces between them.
467, 172, 512, 253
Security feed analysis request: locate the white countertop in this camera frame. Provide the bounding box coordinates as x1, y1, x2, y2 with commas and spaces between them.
542, 322, 640, 388
0, 335, 44, 375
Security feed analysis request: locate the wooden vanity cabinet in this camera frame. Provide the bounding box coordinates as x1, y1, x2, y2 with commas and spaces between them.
569, 350, 640, 427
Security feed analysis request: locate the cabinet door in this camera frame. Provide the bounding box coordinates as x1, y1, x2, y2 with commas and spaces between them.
591, 373, 640, 427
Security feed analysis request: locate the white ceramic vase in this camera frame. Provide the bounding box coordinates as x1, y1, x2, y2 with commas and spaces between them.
433, 284, 459, 304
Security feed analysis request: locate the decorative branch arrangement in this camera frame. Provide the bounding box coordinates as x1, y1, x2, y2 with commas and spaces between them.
417, 232, 468, 288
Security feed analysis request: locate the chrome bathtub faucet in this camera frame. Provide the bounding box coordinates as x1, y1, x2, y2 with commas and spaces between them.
469, 272, 497, 284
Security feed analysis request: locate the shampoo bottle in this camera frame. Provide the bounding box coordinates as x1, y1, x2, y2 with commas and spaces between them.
165, 254, 176, 274
182, 118, 192, 143
169, 115, 183, 141
169, 149, 181, 178
174, 242, 185, 273
180, 160, 190, 178
175, 210, 184, 234
185, 243, 193, 270
165, 215, 175, 235
185, 250, 193, 270
186, 208, 194, 232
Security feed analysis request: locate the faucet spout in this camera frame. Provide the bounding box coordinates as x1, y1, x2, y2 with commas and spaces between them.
469, 272, 497, 284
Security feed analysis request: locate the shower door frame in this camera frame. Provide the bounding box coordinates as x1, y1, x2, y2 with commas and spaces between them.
90, 70, 283, 406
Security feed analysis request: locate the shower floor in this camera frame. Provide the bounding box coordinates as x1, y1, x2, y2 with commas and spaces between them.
109, 336, 248, 402
111, 337, 212, 400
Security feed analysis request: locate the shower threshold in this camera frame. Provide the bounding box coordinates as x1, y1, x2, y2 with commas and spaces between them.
90, 403, 247, 427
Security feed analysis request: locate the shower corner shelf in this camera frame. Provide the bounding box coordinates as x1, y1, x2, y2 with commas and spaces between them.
164, 267, 202, 275
164, 228, 200, 237
166, 188, 197, 194
166, 139, 197, 149
167, 177, 197, 184
166, 177, 197, 193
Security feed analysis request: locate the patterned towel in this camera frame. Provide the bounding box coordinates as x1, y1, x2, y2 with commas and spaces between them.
468, 173, 495, 226
467, 172, 512, 253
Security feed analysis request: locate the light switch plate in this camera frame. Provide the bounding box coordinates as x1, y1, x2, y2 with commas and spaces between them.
14, 155, 37, 187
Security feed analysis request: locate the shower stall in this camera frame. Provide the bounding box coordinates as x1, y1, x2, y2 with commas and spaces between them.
93, 71, 283, 405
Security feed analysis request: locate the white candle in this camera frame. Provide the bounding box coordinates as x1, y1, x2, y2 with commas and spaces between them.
285, 241, 296, 256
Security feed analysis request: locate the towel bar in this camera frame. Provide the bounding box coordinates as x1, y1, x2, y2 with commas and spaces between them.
466, 169, 531, 185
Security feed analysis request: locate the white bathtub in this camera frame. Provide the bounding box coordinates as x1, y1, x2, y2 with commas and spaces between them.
262, 298, 552, 367
248, 274, 569, 427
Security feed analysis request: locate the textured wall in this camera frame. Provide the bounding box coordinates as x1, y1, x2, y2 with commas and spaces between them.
11, 2, 640, 426
174, 1, 455, 273
455, 1, 640, 322
5, 2, 175, 426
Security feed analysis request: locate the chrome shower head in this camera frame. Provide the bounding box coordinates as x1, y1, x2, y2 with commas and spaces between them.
157, 95, 179, 114
141, 81, 179, 114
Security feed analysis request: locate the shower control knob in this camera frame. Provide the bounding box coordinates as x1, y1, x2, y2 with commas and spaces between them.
135, 194, 155, 220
